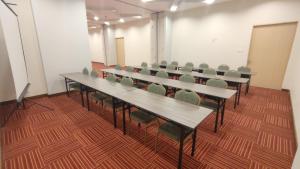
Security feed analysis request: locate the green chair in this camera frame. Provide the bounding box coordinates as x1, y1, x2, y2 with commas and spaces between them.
125, 66, 134, 72
161, 60, 167, 66
166, 64, 176, 70
151, 63, 160, 69
140, 68, 151, 75
181, 66, 193, 72
106, 74, 117, 82
185, 62, 194, 68
155, 70, 169, 79
129, 83, 166, 140
201, 78, 228, 132
199, 63, 209, 70
69, 67, 89, 91
141, 62, 148, 68
120, 77, 134, 86
203, 68, 217, 75
218, 64, 230, 71
115, 64, 122, 70
171, 61, 178, 67
225, 70, 241, 78
238, 66, 251, 73
179, 74, 195, 83
155, 89, 200, 153
90, 69, 99, 78
90, 71, 110, 110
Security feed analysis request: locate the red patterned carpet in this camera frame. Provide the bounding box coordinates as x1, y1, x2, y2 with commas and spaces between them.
1, 65, 297, 169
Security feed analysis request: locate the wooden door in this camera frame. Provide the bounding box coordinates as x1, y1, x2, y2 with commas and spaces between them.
116, 38, 125, 66
247, 22, 297, 90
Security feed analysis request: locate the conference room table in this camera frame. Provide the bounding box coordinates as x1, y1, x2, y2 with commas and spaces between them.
61, 72, 212, 169
102, 68, 236, 132
133, 66, 245, 107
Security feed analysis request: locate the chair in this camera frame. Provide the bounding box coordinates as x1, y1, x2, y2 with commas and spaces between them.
203, 68, 217, 75
225, 70, 241, 78
68, 67, 89, 91
155, 89, 200, 153
125, 66, 134, 72
90, 71, 110, 110
155, 70, 169, 79
137, 68, 151, 88
200, 78, 228, 132
140, 68, 151, 75
161, 60, 167, 66
199, 63, 209, 70
171, 61, 178, 67
115, 64, 122, 70
238, 66, 251, 73
90, 69, 99, 78
120, 77, 134, 86
179, 74, 195, 83
106, 74, 117, 82
151, 63, 160, 69
238, 66, 251, 94
185, 62, 194, 68
181, 66, 193, 72
141, 62, 148, 68
166, 64, 176, 70
218, 64, 230, 71
129, 83, 166, 140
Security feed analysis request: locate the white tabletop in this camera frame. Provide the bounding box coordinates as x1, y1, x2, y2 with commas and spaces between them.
61, 72, 212, 129
103, 69, 237, 99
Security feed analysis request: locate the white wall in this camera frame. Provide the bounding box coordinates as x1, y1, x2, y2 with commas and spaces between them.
31, 0, 91, 94
171, 0, 300, 69
115, 19, 152, 66
89, 27, 105, 63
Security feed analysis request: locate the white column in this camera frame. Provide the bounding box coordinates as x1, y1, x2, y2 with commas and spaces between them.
103, 25, 117, 66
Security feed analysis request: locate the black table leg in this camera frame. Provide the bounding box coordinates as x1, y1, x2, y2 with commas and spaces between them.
65, 78, 69, 97
191, 129, 197, 156
112, 98, 117, 128
178, 126, 185, 169
214, 100, 220, 133
234, 86, 238, 109
221, 99, 226, 125
86, 89, 90, 111
122, 102, 127, 135
80, 84, 84, 107
238, 83, 242, 105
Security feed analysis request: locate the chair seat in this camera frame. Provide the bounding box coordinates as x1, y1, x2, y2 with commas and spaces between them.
200, 100, 218, 112
91, 92, 109, 101
159, 122, 192, 141
104, 97, 123, 108
131, 110, 156, 124
69, 82, 80, 90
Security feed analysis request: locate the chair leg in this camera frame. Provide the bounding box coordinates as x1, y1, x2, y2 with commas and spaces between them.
155, 131, 160, 153
101, 103, 106, 114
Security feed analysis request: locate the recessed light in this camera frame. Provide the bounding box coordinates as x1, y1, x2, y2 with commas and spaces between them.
170, 5, 178, 12
89, 26, 97, 29
203, 0, 215, 5
94, 16, 99, 21
141, 0, 153, 3
133, 15, 142, 19
104, 21, 110, 26
119, 18, 125, 23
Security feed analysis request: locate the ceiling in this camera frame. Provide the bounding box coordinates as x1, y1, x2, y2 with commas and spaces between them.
86, 0, 233, 27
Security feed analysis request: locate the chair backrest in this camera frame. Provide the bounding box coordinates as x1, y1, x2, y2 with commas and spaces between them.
225, 70, 241, 78
115, 64, 122, 70
151, 63, 160, 69
175, 90, 201, 105
120, 77, 134, 86
82, 67, 89, 75
181, 66, 193, 72
90, 69, 99, 78
218, 64, 230, 71
106, 74, 117, 82
156, 70, 169, 79
185, 62, 194, 68
141, 62, 148, 68
179, 74, 195, 83
206, 79, 228, 88
140, 68, 151, 75
203, 68, 217, 75
125, 66, 134, 72
147, 83, 166, 96
199, 63, 209, 69
161, 60, 167, 66
171, 61, 178, 66
166, 64, 176, 70
237, 66, 251, 73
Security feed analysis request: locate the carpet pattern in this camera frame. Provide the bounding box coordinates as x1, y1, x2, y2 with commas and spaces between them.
1, 68, 297, 169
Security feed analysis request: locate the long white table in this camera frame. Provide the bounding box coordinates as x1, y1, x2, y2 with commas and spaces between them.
61, 72, 212, 169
